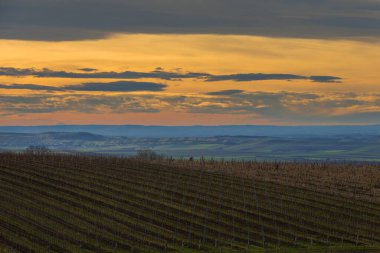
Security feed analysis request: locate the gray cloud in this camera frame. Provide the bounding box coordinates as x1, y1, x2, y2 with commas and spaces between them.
78, 68, 98, 72
0, 67, 342, 83
206, 74, 342, 83
68, 81, 166, 92
0, 67, 35, 76
0, 0, 379, 41
0, 81, 167, 92
309, 76, 342, 83
0, 83, 60, 91
206, 90, 245, 96
206, 74, 304, 82
0, 67, 208, 80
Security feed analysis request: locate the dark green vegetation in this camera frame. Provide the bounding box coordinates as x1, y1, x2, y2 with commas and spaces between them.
0, 154, 379, 253
2, 132, 380, 161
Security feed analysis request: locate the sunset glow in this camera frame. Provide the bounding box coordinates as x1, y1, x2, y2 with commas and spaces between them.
1, 1, 380, 125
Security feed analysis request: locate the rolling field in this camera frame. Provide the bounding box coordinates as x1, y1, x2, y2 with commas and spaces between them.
0, 153, 379, 252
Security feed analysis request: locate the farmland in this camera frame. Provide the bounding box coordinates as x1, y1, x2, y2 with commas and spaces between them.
0, 153, 379, 253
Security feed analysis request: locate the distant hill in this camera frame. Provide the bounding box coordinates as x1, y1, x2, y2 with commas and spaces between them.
0, 124, 380, 137
1, 132, 380, 161
0, 132, 106, 150
39, 132, 106, 141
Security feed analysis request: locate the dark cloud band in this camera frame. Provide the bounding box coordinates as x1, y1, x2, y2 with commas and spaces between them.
0, 67, 342, 83
206, 74, 342, 83
0, 67, 208, 80
206, 90, 245, 96
0, 0, 379, 41
0, 81, 167, 92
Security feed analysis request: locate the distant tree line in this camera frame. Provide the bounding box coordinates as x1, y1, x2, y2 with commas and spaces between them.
134, 149, 197, 162
25, 145, 51, 155
135, 149, 166, 161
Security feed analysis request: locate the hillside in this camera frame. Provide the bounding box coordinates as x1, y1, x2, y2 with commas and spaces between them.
2, 133, 380, 162
0, 154, 379, 253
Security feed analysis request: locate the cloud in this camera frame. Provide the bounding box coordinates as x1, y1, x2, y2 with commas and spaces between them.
206, 90, 245, 96
174, 92, 380, 124
0, 94, 162, 114
0, 81, 167, 92
0, 0, 379, 41
0, 67, 342, 83
0, 67, 35, 76
78, 68, 98, 72
309, 76, 342, 83
206, 74, 342, 83
67, 81, 166, 92
0, 67, 208, 80
206, 74, 304, 82
1, 91, 380, 124
0, 83, 61, 91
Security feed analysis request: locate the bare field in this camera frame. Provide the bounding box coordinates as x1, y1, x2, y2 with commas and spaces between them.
156, 159, 380, 204
0, 153, 379, 252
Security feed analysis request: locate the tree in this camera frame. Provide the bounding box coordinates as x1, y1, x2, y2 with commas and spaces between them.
135, 149, 164, 161
25, 145, 51, 155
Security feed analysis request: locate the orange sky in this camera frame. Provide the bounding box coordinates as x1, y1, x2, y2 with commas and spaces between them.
1, 34, 380, 125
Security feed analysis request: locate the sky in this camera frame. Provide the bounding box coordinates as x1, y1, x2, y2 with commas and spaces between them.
1, 0, 380, 126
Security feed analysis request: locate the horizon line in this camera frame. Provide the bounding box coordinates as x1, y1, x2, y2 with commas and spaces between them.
0, 124, 379, 128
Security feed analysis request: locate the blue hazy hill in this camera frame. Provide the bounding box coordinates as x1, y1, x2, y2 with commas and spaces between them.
0, 124, 380, 137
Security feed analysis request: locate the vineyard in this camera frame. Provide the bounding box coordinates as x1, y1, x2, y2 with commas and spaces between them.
0, 153, 379, 253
